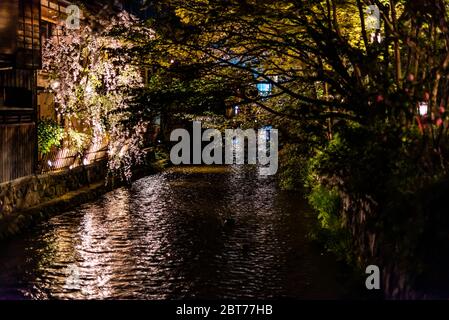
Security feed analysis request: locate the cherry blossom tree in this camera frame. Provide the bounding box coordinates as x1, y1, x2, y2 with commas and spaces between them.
42, 11, 154, 180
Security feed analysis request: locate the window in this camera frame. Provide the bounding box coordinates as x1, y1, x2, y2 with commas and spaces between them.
3, 87, 33, 108
0, 70, 34, 109
41, 20, 56, 43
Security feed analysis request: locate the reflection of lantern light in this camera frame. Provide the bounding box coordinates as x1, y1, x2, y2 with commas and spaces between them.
419, 102, 429, 116
50, 80, 60, 90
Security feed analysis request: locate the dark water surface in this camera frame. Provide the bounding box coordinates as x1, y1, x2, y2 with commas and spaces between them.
0, 166, 361, 299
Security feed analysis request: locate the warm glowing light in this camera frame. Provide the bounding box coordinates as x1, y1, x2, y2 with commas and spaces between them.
419, 102, 428, 116
83, 158, 89, 166
47, 160, 53, 167
86, 85, 93, 95
51, 80, 60, 90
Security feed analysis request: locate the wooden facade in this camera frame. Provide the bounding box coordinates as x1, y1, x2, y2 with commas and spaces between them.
1, 0, 149, 183
0, 0, 41, 183
0, 124, 35, 182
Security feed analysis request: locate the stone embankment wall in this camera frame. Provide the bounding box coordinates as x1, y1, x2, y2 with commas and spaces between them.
0, 163, 108, 239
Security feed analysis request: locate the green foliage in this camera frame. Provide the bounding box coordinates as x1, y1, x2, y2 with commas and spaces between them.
305, 154, 355, 263
308, 185, 341, 230
278, 144, 308, 191
37, 119, 64, 155
65, 129, 91, 154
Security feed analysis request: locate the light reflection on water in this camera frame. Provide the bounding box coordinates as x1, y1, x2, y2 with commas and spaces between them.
0, 166, 355, 299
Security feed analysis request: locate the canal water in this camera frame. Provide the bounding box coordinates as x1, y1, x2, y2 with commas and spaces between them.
0, 166, 363, 299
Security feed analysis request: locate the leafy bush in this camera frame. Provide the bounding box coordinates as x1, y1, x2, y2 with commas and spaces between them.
65, 128, 91, 154
308, 185, 341, 230
301, 120, 449, 290
37, 119, 64, 155
307, 180, 354, 263
278, 143, 308, 190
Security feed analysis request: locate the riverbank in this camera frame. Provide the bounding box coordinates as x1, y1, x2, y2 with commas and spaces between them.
0, 181, 108, 240
0, 162, 107, 240
0, 153, 169, 240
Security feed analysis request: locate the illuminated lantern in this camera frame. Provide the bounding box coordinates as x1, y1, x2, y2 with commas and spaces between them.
256, 83, 271, 96
419, 102, 428, 116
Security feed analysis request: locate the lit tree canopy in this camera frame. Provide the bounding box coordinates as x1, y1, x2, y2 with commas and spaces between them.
141, 0, 449, 170
145, 1, 447, 116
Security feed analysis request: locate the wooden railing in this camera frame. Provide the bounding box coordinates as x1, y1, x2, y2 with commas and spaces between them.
39, 140, 108, 173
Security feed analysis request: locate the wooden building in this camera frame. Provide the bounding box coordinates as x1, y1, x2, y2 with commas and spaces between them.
1, 0, 152, 182
0, 0, 41, 183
